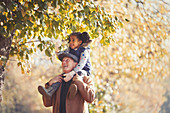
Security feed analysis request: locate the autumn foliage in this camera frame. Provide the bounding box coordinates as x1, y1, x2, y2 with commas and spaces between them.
0, 0, 169, 113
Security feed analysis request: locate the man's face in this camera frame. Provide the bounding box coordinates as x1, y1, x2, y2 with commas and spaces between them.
62, 57, 77, 73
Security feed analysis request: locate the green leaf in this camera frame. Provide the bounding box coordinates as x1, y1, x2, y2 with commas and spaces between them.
54, 0, 58, 7
19, 51, 24, 60
118, 21, 123, 27
15, 23, 23, 30
115, 16, 118, 21
59, 0, 64, 4
64, 2, 69, 7
27, 20, 33, 27
91, 11, 95, 16
72, 10, 77, 14
19, 51, 24, 57
28, 2, 34, 9
78, 11, 82, 17
84, 6, 90, 14
45, 49, 52, 57
40, 13, 44, 20
50, 44, 55, 50
46, 13, 50, 18
16, 11, 23, 19
38, 44, 43, 51
31, 15, 36, 21
17, 62, 22, 67
48, 32, 52, 38
52, 20, 59, 26
50, 57, 53, 63
71, 25, 76, 31
34, 48, 36, 52
125, 18, 130, 22
26, 54, 29, 60
33, 27, 39, 32
38, 36, 41, 41
30, 48, 33, 54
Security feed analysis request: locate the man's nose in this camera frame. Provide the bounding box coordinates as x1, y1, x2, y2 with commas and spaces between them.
70, 41, 73, 44
62, 60, 66, 64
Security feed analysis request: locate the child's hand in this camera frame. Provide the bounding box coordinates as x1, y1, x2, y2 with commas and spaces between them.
63, 71, 76, 82
49, 74, 63, 86
73, 74, 83, 82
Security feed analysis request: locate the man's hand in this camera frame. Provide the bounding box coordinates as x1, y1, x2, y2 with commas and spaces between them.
48, 74, 63, 86
63, 71, 76, 82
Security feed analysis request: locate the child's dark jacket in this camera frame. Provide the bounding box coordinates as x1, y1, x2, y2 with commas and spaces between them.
69, 46, 91, 75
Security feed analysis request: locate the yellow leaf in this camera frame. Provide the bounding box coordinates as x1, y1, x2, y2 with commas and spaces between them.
21, 66, 25, 74
3, 26, 7, 30
0, 60, 3, 66
98, 100, 103, 105
3, 12, 8, 16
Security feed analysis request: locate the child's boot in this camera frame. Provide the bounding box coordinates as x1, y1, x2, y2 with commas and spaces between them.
68, 84, 77, 99
38, 82, 60, 98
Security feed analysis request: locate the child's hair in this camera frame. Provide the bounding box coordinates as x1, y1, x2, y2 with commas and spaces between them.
68, 32, 91, 44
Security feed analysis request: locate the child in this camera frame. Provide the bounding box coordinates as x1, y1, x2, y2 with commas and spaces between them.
38, 32, 92, 99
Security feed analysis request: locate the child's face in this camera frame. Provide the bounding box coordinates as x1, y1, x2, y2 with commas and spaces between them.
69, 35, 82, 49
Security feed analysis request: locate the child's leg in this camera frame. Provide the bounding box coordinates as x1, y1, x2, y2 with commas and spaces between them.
68, 70, 88, 99
38, 82, 60, 98
78, 70, 88, 76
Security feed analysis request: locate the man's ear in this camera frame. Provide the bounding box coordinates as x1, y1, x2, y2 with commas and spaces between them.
79, 40, 82, 45
74, 62, 78, 67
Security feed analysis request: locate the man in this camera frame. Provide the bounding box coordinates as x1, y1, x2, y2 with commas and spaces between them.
42, 52, 95, 113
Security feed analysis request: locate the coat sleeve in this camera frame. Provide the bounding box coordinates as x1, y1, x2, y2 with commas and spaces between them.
73, 75, 95, 103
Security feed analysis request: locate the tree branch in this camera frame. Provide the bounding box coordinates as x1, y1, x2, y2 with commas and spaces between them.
160, 0, 170, 6
19, 40, 41, 46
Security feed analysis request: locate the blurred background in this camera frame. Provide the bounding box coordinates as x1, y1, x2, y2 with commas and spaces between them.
0, 0, 169, 113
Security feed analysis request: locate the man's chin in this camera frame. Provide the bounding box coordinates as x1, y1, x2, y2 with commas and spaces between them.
63, 69, 72, 73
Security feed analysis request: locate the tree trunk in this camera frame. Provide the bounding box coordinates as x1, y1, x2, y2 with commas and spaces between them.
0, 33, 14, 102
0, 66, 5, 102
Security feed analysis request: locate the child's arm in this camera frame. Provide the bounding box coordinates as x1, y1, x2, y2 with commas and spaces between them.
63, 49, 90, 82
73, 49, 89, 72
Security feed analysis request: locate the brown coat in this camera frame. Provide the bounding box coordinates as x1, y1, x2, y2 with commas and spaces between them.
42, 75, 95, 113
